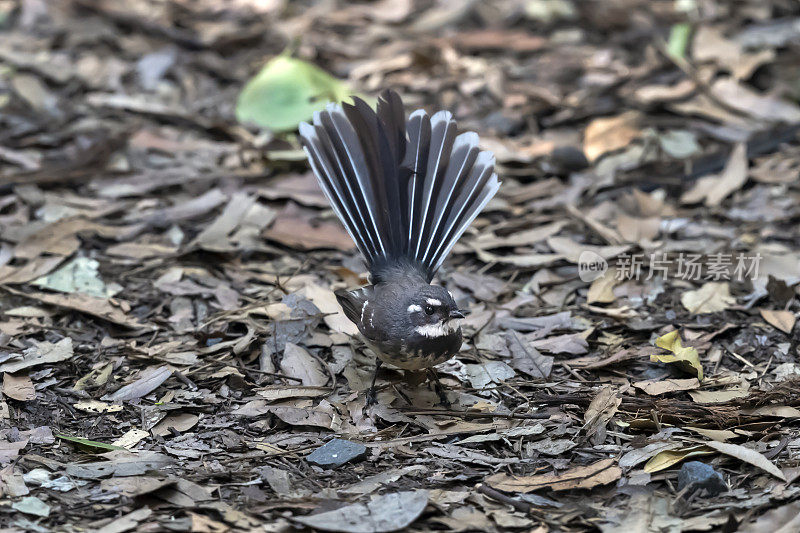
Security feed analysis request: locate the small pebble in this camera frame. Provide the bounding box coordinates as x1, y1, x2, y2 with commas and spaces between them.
306, 439, 367, 467
550, 146, 589, 172
678, 461, 726, 496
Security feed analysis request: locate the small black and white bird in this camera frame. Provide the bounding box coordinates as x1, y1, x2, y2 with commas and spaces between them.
299, 90, 500, 404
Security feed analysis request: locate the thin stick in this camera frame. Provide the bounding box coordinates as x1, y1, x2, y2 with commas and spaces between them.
476, 483, 534, 514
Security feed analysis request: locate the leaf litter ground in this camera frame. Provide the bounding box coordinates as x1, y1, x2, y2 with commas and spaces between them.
1, 1, 800, 531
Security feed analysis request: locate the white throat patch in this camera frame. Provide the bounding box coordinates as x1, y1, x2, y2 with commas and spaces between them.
414, 321, 456, 338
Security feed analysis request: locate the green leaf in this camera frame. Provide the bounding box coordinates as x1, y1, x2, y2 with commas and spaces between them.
56, 434, 124, 451
236, 54, 352, 133
667, 23, 691, 59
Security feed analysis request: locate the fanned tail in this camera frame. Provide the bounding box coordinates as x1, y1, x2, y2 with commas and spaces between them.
299, 89, 500, 283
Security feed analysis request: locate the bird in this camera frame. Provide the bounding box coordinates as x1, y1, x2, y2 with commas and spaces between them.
298, 89, 500, 405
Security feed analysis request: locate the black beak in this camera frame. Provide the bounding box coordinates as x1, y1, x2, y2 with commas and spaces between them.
449, 309, 466, 319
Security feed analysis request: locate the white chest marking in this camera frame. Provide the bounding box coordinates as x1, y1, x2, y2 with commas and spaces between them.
414, 322, 456, 338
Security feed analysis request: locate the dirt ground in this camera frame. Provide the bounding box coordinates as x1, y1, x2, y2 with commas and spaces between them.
1, 0, 800, 531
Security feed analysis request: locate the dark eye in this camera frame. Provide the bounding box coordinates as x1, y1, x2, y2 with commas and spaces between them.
424, 305, 435, 315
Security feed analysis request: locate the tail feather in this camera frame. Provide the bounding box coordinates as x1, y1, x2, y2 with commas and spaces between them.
420, 131, 480, 265
299, 122, 375, 260
429, 153, 499, 273
404, 110, 432, 257
413, 111, 457, 262
299, 90, 500, 282
324, 107, 386, 257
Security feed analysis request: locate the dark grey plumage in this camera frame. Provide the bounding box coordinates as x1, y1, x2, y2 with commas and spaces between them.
299, 89, 499, 381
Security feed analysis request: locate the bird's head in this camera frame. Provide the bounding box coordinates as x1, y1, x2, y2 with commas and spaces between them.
404, 285, 465, 338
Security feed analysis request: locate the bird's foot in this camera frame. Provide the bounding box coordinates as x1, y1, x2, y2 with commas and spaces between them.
427, 369, 451, 408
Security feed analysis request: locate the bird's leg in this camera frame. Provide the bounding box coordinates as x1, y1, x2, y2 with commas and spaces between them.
365, 359, 383, 408
427, 368, 451, 408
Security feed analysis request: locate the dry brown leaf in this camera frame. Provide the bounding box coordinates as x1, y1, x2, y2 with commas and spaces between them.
739, 502, 800, 533
446, 29, 547, 52
644, 445, 715, 473
681, 143, 748, 206
633, 79, 696, 105
689, 388, 750, 403
712, 77, 800, 123
759, 309, 796, 334
303, 283, 359, 335
615, 213, 660, 243
474, 248, 563, 268
256, 385, 330, 402
190, 191, 260, 252
280, 343, 328, 387
3, 372, 36, 401
633, 378, 701, 395
74, 400, 124, 414
583, 111, 642, 162
681, 282, 735, 314
2, 287, 148, 329
692, 26, 775, 80
0, 338, 74, 373
587, 268, 618, 304
105, 242, 178, 259
0, 256, 64, 284
266, 405, 336, 430
13, 218, 139, 259
102, 365, 173, 402
486, 458, 621, 492
546, 237, 630, 263
704, 440, 786, 481
750, 149, 800, 185
742, 406, 800, 418
583, 386, 620, 438
152, 413, 199, 436
470, 221, 567, 250
264, 202, 354, 251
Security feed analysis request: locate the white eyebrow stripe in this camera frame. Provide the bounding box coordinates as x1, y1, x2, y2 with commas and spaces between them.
407, 304, 422, 313
425, 298, 442, 306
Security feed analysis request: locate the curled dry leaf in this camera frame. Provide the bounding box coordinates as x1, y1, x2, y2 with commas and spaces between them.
738, 501, 800, 533
586, 268, 618, 304
3, 372, 36, 401
102, 365, 173, 402
649, 330, 704, 380
644, 445, 715, 473
583, 111, 642, 162
681, 143, 748, 207
486, 458, 621, 492
583, 386, 621, 437
280, 343, 328, 387
704, 441, 786, 481
633, 378, 701, 395
759, 309, 796, 334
